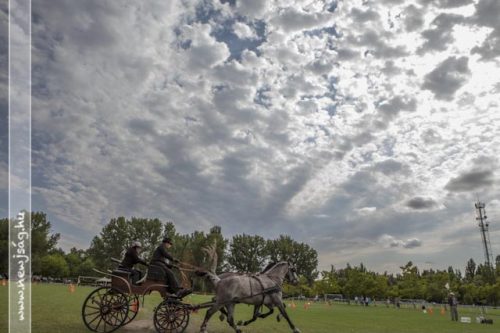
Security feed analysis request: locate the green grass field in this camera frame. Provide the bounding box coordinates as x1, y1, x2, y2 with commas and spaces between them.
1, 284, 500, 333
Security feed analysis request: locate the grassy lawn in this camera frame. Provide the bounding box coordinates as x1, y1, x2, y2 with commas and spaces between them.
1, 284, 500, 332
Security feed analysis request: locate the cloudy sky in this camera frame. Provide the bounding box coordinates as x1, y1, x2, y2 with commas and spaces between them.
3, 0, 500, 273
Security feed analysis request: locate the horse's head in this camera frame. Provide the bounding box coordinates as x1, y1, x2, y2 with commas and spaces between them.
286, 262, 299, 285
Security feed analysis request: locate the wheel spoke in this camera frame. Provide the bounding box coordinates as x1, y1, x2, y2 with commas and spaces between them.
84, 310, 101, 317
95, 315, 104, 332
86, 313, 102, 326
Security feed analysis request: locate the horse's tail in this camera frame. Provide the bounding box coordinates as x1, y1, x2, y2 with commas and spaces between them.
195, 270, 220, 286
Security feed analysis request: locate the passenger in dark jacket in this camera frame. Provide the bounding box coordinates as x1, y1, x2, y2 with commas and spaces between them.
119, 241, 148, 284
148, 237, 192, 298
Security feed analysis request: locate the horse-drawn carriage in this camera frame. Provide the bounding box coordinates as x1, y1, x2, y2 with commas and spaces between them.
82, 260, 301, 333
81, 262, 198, 333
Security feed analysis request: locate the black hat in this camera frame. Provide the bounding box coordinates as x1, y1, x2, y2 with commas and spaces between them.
162, 237, 173, 245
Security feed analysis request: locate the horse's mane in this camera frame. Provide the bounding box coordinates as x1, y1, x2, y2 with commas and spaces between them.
261, 261, 277, 273
263, 261, 288, 277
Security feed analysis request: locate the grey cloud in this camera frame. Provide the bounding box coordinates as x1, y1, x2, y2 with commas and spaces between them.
187, 43, 230, 69
418, 14, 464, 54
406, 196, 438, 210
306, 60, 333, 75
470, 0, 500, 60
445, 170, 495, 192
403, 238, 422, 249
471, 28, 500, 60
235, 0, 268, 19
336, 48, 359, 60
422, 56, 471, 100
349, 30, 408, 58
128, 119, 156, 136
378, 95, 417, 121
351, 8, 380, 23
379, 234, 423, 249
351, 132, 375, 147
271, 8, 333, 33
421, 128, 443, 145
418, 0, 473, 7
404, 5, 424, 32
373, 159, 405, 176
381, 60, 399, 75
474, 0, 500, 28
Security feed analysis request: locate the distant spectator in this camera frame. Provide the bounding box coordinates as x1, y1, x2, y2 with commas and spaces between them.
448, 292, 458, 321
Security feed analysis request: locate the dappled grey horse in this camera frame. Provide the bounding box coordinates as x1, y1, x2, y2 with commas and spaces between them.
198, 261, 300, 333
217, 262, 279, 325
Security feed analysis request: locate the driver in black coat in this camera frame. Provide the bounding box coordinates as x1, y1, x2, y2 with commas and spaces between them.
148, 237, 192, 298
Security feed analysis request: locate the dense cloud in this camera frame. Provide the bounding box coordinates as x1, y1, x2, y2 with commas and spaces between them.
20, 0, 500, 272
422, 56, 471, 100
380, 234, 423, 249
406, 197, 437, 210
445, 170, 495, 192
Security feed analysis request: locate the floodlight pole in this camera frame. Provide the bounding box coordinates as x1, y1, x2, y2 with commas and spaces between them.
475, 201, 493, 269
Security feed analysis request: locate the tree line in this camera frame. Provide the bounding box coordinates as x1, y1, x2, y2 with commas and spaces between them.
1, 212, 499, 305
0, 212, 318, 290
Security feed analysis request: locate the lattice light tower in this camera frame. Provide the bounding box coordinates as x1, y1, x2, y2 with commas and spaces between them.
475, 201, 493, 268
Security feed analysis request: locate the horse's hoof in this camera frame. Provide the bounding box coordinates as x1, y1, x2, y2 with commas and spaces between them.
276, 315, 281, 322
236, 330, 242, 333
293, 329, 301, 333
219, 314, 225, 321
237, 320, 243, 326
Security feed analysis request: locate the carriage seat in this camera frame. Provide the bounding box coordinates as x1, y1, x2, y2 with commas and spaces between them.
112, 269, 131, 279
111, 269, 144, 286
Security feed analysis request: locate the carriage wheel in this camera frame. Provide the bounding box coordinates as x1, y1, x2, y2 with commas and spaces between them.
153, 299, 190, 333
82, 287, 129, 333
122, 295, 140, 326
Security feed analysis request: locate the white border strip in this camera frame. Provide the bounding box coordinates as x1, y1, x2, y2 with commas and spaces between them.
8, 0, 32, 332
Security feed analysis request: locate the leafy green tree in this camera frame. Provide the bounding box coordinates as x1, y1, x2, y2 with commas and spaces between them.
88, 217, 165, 270
65, 247, 86, 277
465, 258, 476, 282
227, 234, 267, 273
31, 212, 60, 274
41, 254, 69, 277
397, 261, 423, 299
314, 266, 341, 296
266, 235, 318, 284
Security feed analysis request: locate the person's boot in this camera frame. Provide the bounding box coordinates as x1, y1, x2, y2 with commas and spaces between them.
175, 288, 193, 298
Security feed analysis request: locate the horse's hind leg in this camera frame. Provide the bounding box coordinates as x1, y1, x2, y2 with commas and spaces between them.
225, 303, 241, 333
219, 307, 228, 321
200, 304, 222, 333
239, 305, 260, 326
276, 301, 300, 333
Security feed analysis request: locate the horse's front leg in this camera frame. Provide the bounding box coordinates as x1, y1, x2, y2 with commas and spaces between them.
238, 305, 260, 326
276, 300, 300, 333
258, 305, 274, 319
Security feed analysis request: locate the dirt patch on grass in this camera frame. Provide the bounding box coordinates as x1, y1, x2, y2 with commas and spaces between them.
122, 317, 204, 333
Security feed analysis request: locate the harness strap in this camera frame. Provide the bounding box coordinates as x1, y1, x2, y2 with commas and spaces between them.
249, 275, 282, 308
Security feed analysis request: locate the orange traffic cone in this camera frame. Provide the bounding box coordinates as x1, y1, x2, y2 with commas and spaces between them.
428, 307, 434, 315
1, 279, 6, 286
68, 284, 75, 293
130, 299, 139, 313
440, 308, 446, 315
